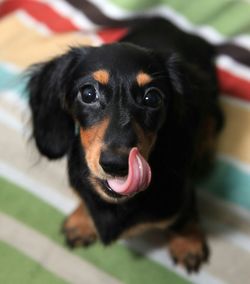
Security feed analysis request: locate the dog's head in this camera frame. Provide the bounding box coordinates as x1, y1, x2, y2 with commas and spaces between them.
28, 43, 191, 202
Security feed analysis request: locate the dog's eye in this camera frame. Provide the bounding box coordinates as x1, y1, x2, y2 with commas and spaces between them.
143, 88, 163, 108
79, 85, 98, 104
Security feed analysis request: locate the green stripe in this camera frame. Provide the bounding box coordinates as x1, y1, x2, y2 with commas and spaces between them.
109, 0, 160, 10
174, 0, 234, 25
0, 176, 190, 284
209, 3, 250, 36
109, 0, 186, 11
200, 160, 250, 211
0, 241, 66, 284
108, 0, 250, 36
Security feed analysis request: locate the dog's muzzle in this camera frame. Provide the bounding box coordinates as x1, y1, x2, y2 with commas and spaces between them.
100, 147, 152, 196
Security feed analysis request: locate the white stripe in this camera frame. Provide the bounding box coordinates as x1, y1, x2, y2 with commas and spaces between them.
21, 0, 250, 82
85, 0, 134, 19
0, 160, 225, 284
0, 107, 24, 132
0, 90, 27, 110
2, 159, 250, 283
16, 10, 52, 35
0, 61, 22, 73
218, 154, 250, 175
204, 219, 250, 254
233, 35, 250, 51
12, 0, 250, 54
0, 91, 29, 134
1, 52, 250, 282
1, 93, 250, 221
39, 0, 98, 30
12, 2, 250, 85
8, 2, 103, 45
6, 7, 250, 91
124, 213, 250, 284
87, 0, 225, 43
123, 238, 226, 284
220, 95, 250, 110
198, 190, 250, 228
216, 55, 250, 82
88, 0, 250, 50
0, 212, 121, 284
0, 161, 77, 214
195, 26, 225, 44
7, 7, 100, 45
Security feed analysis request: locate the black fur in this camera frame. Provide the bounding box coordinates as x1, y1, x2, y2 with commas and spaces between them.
27, 17, 223, 259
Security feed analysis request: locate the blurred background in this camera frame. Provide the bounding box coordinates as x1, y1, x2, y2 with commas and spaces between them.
0, 0, 250, 283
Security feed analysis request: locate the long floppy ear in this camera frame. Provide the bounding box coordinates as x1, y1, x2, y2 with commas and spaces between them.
166, 53, 217, 121
165, 53, 191, 121
27, 50, 80, 159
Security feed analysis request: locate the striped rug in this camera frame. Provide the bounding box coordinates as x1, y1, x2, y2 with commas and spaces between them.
0, 1, 250, 283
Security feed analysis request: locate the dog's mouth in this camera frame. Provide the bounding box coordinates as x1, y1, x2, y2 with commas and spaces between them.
100, 180, 126, 199
99, 147, 152, 198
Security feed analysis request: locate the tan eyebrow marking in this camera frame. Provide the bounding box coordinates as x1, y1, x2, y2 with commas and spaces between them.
92, 69, 109, 85
136, 72, 152, 86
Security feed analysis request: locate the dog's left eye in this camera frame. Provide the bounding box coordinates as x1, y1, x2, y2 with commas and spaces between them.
78, 85, 99, 104
143, 88, 163, 108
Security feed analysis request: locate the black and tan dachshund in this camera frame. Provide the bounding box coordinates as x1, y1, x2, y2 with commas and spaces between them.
27, 18, 223, 272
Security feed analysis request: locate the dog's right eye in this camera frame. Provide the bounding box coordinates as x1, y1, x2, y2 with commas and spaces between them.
78, 85, 99, 104
142, 88, 163, 109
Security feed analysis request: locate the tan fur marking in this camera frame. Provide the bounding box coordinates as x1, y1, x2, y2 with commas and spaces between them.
122, 217, 177, 238
63, 201, 98, 245
167, 222, 208, 268
80, 118, 109, 179
136, 72, 152, 86
92, 69, 109, 85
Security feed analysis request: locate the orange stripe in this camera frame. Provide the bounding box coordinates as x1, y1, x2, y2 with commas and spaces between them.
218, 100, 250, 164
0, 0, 127, 44
0, 14, 94, 68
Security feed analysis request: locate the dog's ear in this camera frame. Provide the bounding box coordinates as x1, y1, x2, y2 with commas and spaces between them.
165, 53, 213, 121
27, 49, 83, 159
165, 53, 191, 120
166, 53, 186, 97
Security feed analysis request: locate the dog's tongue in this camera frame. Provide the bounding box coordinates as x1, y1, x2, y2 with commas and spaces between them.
107, 147, 151, 196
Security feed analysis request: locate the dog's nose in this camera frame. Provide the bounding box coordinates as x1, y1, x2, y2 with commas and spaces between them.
99, 150, 128, 176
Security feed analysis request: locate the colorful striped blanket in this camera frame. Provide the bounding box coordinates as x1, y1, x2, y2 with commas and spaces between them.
0, 1, 250, 283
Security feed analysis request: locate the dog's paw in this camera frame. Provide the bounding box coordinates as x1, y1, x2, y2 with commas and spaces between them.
167, 224, 209, 273
62, 221, 97, 248
62, 204, 97, 248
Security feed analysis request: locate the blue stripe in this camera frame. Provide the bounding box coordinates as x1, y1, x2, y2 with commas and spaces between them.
0, 65, 28, 100
1, 65, 250, 212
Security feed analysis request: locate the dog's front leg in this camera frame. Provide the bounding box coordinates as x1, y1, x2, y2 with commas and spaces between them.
167, 220, 209, 273
62, 201, 97, 248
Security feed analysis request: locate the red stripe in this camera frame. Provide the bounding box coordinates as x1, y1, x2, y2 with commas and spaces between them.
0, 0, 79, 32
98, 28, 128, 43
0, 0, 128, 42
217, 68, 250, 101
1, 1, 249, 102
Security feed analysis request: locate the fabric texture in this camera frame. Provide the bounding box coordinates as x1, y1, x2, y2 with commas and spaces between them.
0, 1, 250, 283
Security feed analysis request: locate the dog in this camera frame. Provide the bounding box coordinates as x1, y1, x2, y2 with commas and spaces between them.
27, 18, 223, 272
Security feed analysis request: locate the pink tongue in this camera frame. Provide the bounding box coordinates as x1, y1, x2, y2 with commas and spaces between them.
107, 147, 151, 196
